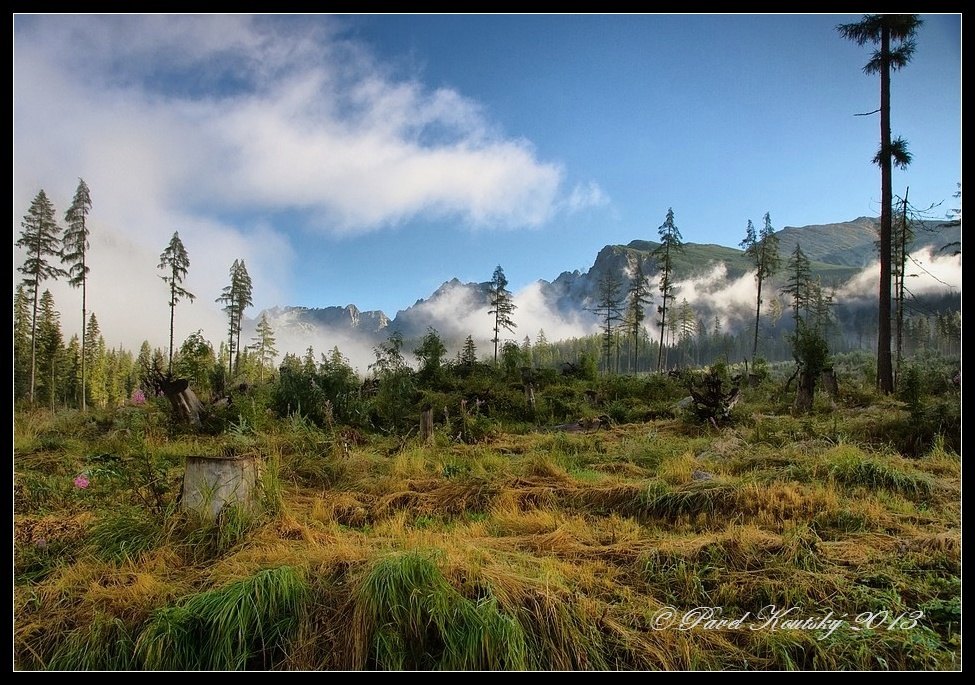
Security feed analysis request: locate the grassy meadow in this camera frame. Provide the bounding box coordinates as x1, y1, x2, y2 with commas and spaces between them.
13, 361, 961, 670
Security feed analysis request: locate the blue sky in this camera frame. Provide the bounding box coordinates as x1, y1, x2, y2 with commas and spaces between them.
14, 14, 960, 354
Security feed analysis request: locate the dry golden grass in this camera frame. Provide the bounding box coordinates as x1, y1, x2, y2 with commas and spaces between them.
13, 410, 961, 670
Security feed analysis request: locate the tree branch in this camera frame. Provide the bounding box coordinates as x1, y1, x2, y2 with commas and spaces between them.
854, 108, 881, 116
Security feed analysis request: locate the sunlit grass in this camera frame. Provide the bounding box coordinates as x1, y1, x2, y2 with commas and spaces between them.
13, 401, 960, 670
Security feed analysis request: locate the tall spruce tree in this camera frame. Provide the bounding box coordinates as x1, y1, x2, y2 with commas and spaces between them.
36, 290, 64, 411
136, 340, 154, 393
84, 313, 107, 409
233, 261, 253, 371
892, 188, 913, 385
63, 178, 93, 410
838, 14, 922, 394
17, 190, 67, 404
625, 257, 653, 374
488, 265, 517, 365
64, 335, 81, 407
216, 259, 254, 375
460, 335, 478, 367
781, 244, 812, 328
740, 212, 781, 361
158, 232, 195, 374
14, 285, 33, 402
248, 312, 278, 381
593, 272, 623, 374
676, 298, 697, 364
810, 277, 836, 341
652, 208, 684, 372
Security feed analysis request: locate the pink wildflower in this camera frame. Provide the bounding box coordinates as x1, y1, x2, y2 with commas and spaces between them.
74, 474, 90, 489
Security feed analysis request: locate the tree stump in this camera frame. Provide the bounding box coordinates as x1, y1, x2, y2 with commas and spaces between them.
419, 408, 434, 444
165, 380, 204, 426
182, 454, 262, 520
525, 384, 536, 412
142, 362, 205, 426
820, 368, 839, 399
795, 371, 816, 413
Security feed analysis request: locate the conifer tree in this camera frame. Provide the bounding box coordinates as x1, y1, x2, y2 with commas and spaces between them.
781, 244, 812, 328
487, 265, 517, 365
36, 290, 63, 411
652, 208, 684, 372
63, 178, 93, 409
592, 272, 623, 374
216, 259, 253, 375
460, 335, 478, 367
14, 285, 32, 402
740, 212, 781, 360
64, 335, 81, 407
624, 257, 652, 373
158, 232, 195, 374
248, 313, 278, 381
85, 314, 108, 408
17, 190, 67, 404
838, 14, 922, 393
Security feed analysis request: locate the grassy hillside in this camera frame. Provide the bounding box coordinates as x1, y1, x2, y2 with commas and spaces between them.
775, 218, 880, 266
776, 217, 960, 267
14, 367, 960, 671
623, 240, 860, 284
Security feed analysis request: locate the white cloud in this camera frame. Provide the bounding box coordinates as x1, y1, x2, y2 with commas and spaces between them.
513, 282, 598, 342
271, 325, 379, 377
671, 263, 757, 329
398, 282, 491, 341
15, 15, 571, 234
837, 247, 962, 301
14, 14, 596, 353
563, 180, 610, 213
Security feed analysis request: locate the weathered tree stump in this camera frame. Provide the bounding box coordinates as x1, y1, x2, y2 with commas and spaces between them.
419, 408, 434, 444
182, 454, 262, 520
142, 362, 204, 426
163, 378, 204, 426
795, 371, 816, 413
820, 367, 839, 399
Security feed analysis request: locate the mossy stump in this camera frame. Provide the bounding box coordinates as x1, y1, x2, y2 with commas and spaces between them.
182, 454, 262, 520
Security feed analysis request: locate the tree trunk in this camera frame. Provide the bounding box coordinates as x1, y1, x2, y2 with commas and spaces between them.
235, 312, 243, 375
81, 281, 87, 412
877, 23, 894, 394
632, 326, 639, 375
168, 287, 175, 375
894, 188, 909, 390
753, 275, 763, 360
657, 290, 668, 372
29, 278, 39, 406
493, 310, 500, 366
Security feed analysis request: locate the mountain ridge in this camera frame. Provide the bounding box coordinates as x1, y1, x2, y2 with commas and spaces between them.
255, 216, 960, 349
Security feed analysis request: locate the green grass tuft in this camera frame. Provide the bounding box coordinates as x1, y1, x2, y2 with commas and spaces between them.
47, 615, 138, 671
136, 565, 309, 670
353, 550, 529, 670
